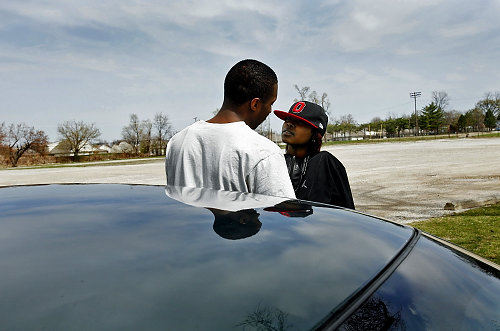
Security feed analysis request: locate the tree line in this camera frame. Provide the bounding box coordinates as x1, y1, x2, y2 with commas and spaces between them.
292, 87, 499, 139
0, 112, 173, 167
1, 91, 498, 167
120, 113, 173, 156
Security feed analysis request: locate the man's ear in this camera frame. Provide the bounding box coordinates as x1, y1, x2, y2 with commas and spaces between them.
250, 98, 261, 112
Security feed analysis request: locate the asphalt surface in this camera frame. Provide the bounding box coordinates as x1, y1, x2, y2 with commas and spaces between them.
1, 138, 499, 223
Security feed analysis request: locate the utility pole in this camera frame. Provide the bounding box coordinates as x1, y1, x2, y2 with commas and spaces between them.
410, 92, 421, 136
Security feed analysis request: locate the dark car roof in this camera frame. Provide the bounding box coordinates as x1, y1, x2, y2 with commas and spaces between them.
0, 184, 415, 330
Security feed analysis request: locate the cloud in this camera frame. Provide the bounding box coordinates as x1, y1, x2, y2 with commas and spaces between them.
0, 0, 499, 140
439, 24, 485, 38
352, 11, 380, 31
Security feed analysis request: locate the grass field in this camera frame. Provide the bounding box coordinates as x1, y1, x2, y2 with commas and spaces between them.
409, 202, 500, 265
472, 131, 500, 138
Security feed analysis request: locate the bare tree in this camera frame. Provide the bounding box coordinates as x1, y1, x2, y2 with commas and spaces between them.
341, 297, 404, 330
57, 120, 101, 161
153, 113, 172, 156
294, 85, 331, 116
122, 114, 143, 154
0, 122, 5, 144
256, 117, 270, 137
294, 85, 332, 142
476, 92, 500, 120
468, 108, 485, 132
444, 110, 461, 134
140, 119, 153, 154
5, 123, 48, 167
294, 85, 310, 101
340, 114, 357, 137
431, 91, 450, 110
237, 303, 291, 331
308, 90, 319, 104
320, 92, 331, 116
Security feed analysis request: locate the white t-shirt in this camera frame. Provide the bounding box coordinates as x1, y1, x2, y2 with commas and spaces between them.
165, 120, 295, 198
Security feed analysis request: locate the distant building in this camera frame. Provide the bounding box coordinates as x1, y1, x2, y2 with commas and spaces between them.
96, 145, 112, 153
110, 142, 134, 153
47, 141, 97, 156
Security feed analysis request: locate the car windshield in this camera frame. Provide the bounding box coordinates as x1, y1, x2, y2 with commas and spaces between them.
0, 184, 414, 330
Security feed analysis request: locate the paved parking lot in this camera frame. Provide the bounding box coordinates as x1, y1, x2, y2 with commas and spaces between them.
1, 138, 499, 223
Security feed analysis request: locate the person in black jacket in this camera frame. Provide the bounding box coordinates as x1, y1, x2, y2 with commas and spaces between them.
274, 101, 355, 209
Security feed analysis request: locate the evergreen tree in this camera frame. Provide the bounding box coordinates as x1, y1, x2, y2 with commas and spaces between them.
384, 118, 397, 137
395, 117, 409, 137
421, 102, 444, 134
484, 109, 496, 131
457, 114, 467, 132
418, 113, 429, 133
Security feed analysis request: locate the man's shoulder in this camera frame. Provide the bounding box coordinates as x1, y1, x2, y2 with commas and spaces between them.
169, 121, 280, 154
168, 121, 225, 143
169, 122, 199, 140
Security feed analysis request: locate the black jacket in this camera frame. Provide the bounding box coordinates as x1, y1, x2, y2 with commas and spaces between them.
285, 151, 355, 209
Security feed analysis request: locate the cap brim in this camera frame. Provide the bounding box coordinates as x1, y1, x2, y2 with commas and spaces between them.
273, 110, 319, 129
263, 206, 313, 218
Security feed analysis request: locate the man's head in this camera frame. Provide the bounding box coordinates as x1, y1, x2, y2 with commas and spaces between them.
210, 208, 262, 240
223, 59, 278, 129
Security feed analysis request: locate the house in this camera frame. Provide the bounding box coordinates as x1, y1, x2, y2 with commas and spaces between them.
110, 142, 134, 153
47, 141, 97, 156
96, 145, 112, 153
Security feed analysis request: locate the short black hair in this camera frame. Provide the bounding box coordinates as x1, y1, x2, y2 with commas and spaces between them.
224, 59, 278, 106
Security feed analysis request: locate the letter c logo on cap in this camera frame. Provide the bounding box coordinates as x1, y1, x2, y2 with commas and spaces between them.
292, 102, 306, 113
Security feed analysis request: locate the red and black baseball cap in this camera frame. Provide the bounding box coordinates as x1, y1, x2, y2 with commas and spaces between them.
264, 201, 314, 218
274, 101, 328, 136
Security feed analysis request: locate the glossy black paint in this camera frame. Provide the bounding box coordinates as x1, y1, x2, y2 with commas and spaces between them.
0, 184, 413, 330
339, 235, 500, 330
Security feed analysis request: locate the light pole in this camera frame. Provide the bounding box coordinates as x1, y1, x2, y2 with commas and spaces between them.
410, 92, 421, 136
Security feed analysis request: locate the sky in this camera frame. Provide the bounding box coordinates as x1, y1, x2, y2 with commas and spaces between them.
1, 0, 499, 141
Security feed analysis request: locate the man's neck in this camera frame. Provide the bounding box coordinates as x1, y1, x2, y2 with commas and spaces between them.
208, 101, 249, 125
207, 109, 245, 124
286, 144, 308, 159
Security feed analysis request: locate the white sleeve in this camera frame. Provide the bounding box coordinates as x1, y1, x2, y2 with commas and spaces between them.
247, 152, 296, 199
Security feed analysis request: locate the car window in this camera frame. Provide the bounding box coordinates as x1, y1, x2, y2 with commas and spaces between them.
339, 236, 500, 330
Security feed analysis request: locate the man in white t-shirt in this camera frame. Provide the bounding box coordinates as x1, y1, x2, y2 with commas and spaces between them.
166, 59, 295, 198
